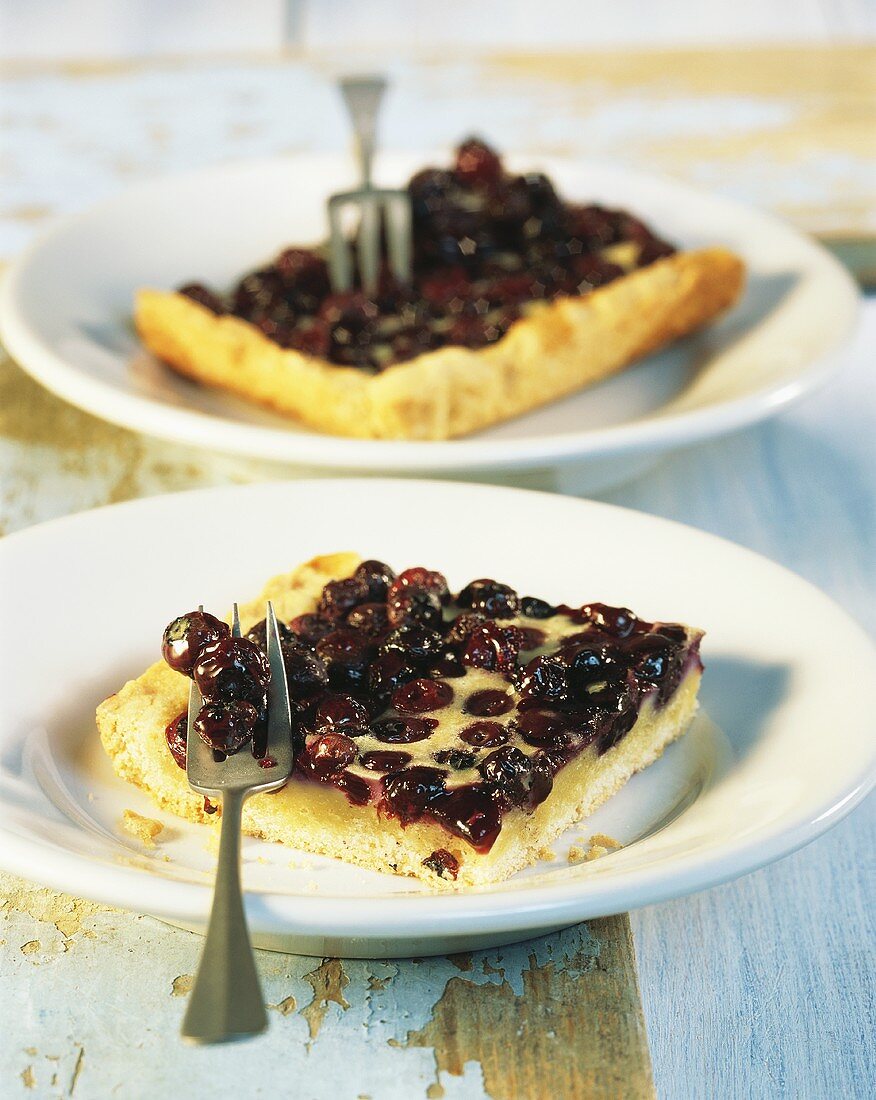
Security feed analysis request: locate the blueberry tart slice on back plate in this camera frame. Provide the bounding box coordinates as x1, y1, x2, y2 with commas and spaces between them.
98, 554, 704, 888
135, 139, 744, 440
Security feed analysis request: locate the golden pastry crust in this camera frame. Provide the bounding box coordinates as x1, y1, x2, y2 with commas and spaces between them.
135, 246, 744, 441
96, 552, 702, 890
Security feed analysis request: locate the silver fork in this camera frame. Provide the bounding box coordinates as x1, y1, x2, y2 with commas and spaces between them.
181, 602, 292, 1045
327, 74, 412, 294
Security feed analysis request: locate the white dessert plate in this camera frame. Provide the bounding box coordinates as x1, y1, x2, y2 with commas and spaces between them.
0, 153, 859, 482
1, 480, 873, 957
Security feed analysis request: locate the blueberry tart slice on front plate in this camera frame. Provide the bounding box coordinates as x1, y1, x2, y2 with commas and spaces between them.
98, 553, 703, 888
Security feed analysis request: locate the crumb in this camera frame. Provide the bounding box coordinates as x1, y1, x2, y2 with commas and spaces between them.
536, 845, 557, 862
203, 830, 221, 856
568, 834, 623, 864
121, 809, 163, 847
590, 833, 622, 850
87, 792, 95, 802
303, 880, 319, 894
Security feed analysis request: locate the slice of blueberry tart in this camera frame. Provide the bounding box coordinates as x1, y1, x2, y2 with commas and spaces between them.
135, 138, 744, 440
97, 553, 703, 888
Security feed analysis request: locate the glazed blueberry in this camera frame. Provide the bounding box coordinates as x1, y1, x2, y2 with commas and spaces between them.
516, 655, 568, 701
565, 647, 622, 695
360, 750, 412, 772
460, 721, 509, 748
179, 283, 225, 314
371, 716, 438, 744
387, 587, 444, 629
193, 699, 259, 753
433, 747, 478, 771
430, 787, 502, 851
246, 616, 295, 653
314, 694, 370, 734
422, 849, 460, 880
381, 766, 446, 823
520, 596, 557, 619
346, 602, 390, 636
580, 603, 638, 638
456, 579, 520, 620
388, 567, 449, 603
446, 612, 488, 645
464, 688, 514, 717
380, 624, 445, 665
461, 622, 520, 674
281, 642, 329, 699
514, 709, 571, 748
368, 652, 420, 705
318, 577, 370, 621
162, 611, 230, 676
275, 248, 330, 297
316, 629, 374, 692
455, 138, 503, 187
287, 613, 334, 647
165, 711, 188, 770
307, 732, 359, 779
193, 636, 270, 705
353, 559, 397, 601
392, 677, 454, 714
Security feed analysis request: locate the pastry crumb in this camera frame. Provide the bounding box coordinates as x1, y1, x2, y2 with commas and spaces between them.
568, 834, 623, 864
590, 833, 622, 850
303, 880, 319, 894
121, 809, 163, 847
536, 845, 557, 862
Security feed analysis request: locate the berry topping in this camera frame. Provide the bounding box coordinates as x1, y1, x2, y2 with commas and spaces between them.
433, 747, 478, 771
288, 613, 334, 646
392, 678, 454, 714
516, 655, 568, 701
380, 624, 445, 664
520, 596, 557, 619
460, 721, 509, 748
580, 603, 638, 638
162, 611, 230, 676
387, 587, 444, 629
422, 849, 460, 880
381, 766, 446, 823
371, 716, 439, 744
360, 750, 412, 772
165, 711, 188, 770
193, 699, 259, 753
455, 138, 503, 187
179, 283, 225, 314
281, 643, 329, 698
314, 694, 370, 734
345, 602, 390, 636
431, 787, 502, 851
300, 732, 358, 780
318, 577, 370, 621
245, 616, 295, 653
461, 622, 520, 673
388, 567, 449, 603
353, 559, 397, 601
457, 579, 520, 619
513, 709, 571, 748
446, 612, 488, 645
464, 688, 514, 717
193, 636, 270, 705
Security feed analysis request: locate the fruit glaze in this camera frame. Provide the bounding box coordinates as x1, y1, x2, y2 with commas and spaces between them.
177, 138, 675, 372
162, 562, 702, 878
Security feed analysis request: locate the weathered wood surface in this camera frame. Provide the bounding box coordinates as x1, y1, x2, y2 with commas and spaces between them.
2, 872, 653, 1099
1, 44, 874, 1099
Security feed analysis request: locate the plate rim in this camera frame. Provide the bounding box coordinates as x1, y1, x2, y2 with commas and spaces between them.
1, 477, 874, 936
0, 154, 861, 472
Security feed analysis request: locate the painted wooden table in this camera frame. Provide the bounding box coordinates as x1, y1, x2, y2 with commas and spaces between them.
1, 47, 874, 1099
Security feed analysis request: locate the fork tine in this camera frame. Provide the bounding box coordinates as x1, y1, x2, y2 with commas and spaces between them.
265, 601, 294, 770
328, 198, 353, 292
384, 192, 413, 284
231, 602, 241, 638
358, 194, 382, 294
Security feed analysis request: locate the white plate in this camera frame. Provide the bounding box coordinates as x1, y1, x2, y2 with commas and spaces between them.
0, 154, 859, 478
1, 480, 873, 957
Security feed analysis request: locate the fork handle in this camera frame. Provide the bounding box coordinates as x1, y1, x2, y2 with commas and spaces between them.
181, 788, 267, 1044
339, 75, 386, 189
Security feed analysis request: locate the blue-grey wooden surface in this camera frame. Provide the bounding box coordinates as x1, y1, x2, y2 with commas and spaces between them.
1, 49, 874, 1099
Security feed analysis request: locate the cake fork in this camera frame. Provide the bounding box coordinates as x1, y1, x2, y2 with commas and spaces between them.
327, 74, 412, 294
180, 602, 293, 1045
